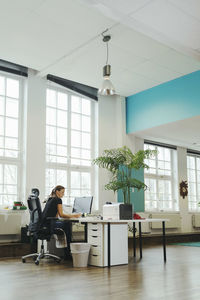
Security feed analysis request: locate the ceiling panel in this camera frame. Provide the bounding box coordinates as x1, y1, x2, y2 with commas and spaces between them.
109, 45, 147, 70
168, 0, 200, 21
96, 0, 151, 15
47, 40, 104, 86
111, 25, 169, 59
0, 10, 86, 69
151, 49, 200, 75
131, 0, 200, 49
132, 61, 182, 82
0, 0, 46, 12
35, 0, 114, 36
118, 69, 160, 91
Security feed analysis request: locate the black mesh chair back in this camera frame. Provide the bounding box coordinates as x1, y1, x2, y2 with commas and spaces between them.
27, 195, 42, 233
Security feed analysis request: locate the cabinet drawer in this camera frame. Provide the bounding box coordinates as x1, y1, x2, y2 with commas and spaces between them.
88, 228, 102, 237
88, 254, 103, 267
88, 223, 102, 231
90, 245, 102, 255
88, 235, 102, 246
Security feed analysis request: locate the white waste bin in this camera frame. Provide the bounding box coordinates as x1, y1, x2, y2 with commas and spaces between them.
71, 243, 91, 267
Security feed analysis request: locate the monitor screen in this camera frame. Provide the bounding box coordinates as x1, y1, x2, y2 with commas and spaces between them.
72, 196, 93, 214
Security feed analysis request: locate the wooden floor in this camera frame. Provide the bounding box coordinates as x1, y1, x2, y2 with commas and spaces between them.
1, 245, 200, 300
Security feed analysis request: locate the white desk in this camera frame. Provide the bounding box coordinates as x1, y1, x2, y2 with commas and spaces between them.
77, 218, 169, 267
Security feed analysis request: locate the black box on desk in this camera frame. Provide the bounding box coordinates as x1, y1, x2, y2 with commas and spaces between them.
103, 203, 133, 220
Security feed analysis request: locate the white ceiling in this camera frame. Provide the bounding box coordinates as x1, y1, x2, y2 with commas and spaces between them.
0, 0, 200, 97
0, 0, 200, 149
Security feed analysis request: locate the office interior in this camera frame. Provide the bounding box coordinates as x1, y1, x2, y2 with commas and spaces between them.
0, 1, 200, 299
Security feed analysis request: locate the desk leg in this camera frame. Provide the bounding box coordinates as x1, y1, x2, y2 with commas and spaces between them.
162, 221, 166, 262
69, 222, 72, 243
84, 223, 88, 243
139, 222, 142, 259
108, 223, 111, 268
133, 223, 136, 257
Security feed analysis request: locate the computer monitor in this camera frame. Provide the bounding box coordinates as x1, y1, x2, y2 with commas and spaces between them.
72, 196, 93, 214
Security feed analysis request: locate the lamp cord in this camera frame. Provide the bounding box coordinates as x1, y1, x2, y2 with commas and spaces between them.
106, 41, 109, 65
101, 29, 109, 65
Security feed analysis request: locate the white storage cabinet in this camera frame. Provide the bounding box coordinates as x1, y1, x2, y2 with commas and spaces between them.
88, 222, 128, 267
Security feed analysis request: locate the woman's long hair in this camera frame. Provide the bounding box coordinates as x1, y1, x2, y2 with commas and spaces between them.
50, 185, 65, 198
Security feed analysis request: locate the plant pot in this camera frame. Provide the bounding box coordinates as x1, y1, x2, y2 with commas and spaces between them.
119, 203, 133, 220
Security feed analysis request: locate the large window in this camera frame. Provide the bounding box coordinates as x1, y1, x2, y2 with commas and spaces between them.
144, 143, 178, 212
187, 154, 200, 212
0, 72, 22, 206
45, 86, 96, 207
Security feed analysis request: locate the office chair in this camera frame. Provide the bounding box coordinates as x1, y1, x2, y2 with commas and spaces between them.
21, 189, 61, 265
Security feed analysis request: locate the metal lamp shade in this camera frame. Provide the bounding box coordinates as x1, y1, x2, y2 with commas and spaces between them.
98, 64, 116, 96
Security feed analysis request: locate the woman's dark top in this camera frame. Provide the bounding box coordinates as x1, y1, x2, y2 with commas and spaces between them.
41, 197, 62, 225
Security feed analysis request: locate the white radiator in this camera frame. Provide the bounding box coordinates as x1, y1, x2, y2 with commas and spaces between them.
0, 210, 29, 235
192, 214, 200, 228
149, 213, 181, 229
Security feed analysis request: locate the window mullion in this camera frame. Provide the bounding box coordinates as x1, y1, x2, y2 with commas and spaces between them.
155, 148, 159, 211
3, 78, 6, 157
170, 150, 174, 211
195, 157, 198, 210
68, 95, 72, 203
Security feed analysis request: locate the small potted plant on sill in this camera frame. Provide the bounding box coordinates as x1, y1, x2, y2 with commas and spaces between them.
93, 146, 156, 217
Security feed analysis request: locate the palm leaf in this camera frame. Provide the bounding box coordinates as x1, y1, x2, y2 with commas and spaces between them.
93, 146, 156, 202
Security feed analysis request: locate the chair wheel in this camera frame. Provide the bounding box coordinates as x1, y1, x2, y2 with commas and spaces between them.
56, 259, 61, 263
35, 260, 39, 265
22, 258, 26, 263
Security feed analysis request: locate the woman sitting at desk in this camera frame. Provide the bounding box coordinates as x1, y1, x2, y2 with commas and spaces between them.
41, 185, 81, 257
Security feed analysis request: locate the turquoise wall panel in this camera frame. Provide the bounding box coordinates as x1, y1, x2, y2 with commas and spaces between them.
117, 168, 145, 212
126, 70, 200, 133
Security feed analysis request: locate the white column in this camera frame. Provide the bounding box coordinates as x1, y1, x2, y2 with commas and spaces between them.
24, 70, 46, 201
98, 95, 125, 209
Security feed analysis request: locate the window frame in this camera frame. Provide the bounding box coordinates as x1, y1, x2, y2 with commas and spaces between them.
144, 143, 178, 212
187, 153, 200, 212
0, 71, 24, 206
45, 83, 97, 208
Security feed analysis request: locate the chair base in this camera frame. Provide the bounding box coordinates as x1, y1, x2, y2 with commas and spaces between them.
22, 240, 61, 265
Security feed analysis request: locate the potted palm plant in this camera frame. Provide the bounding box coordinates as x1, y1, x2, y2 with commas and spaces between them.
93, 146, 156, 217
